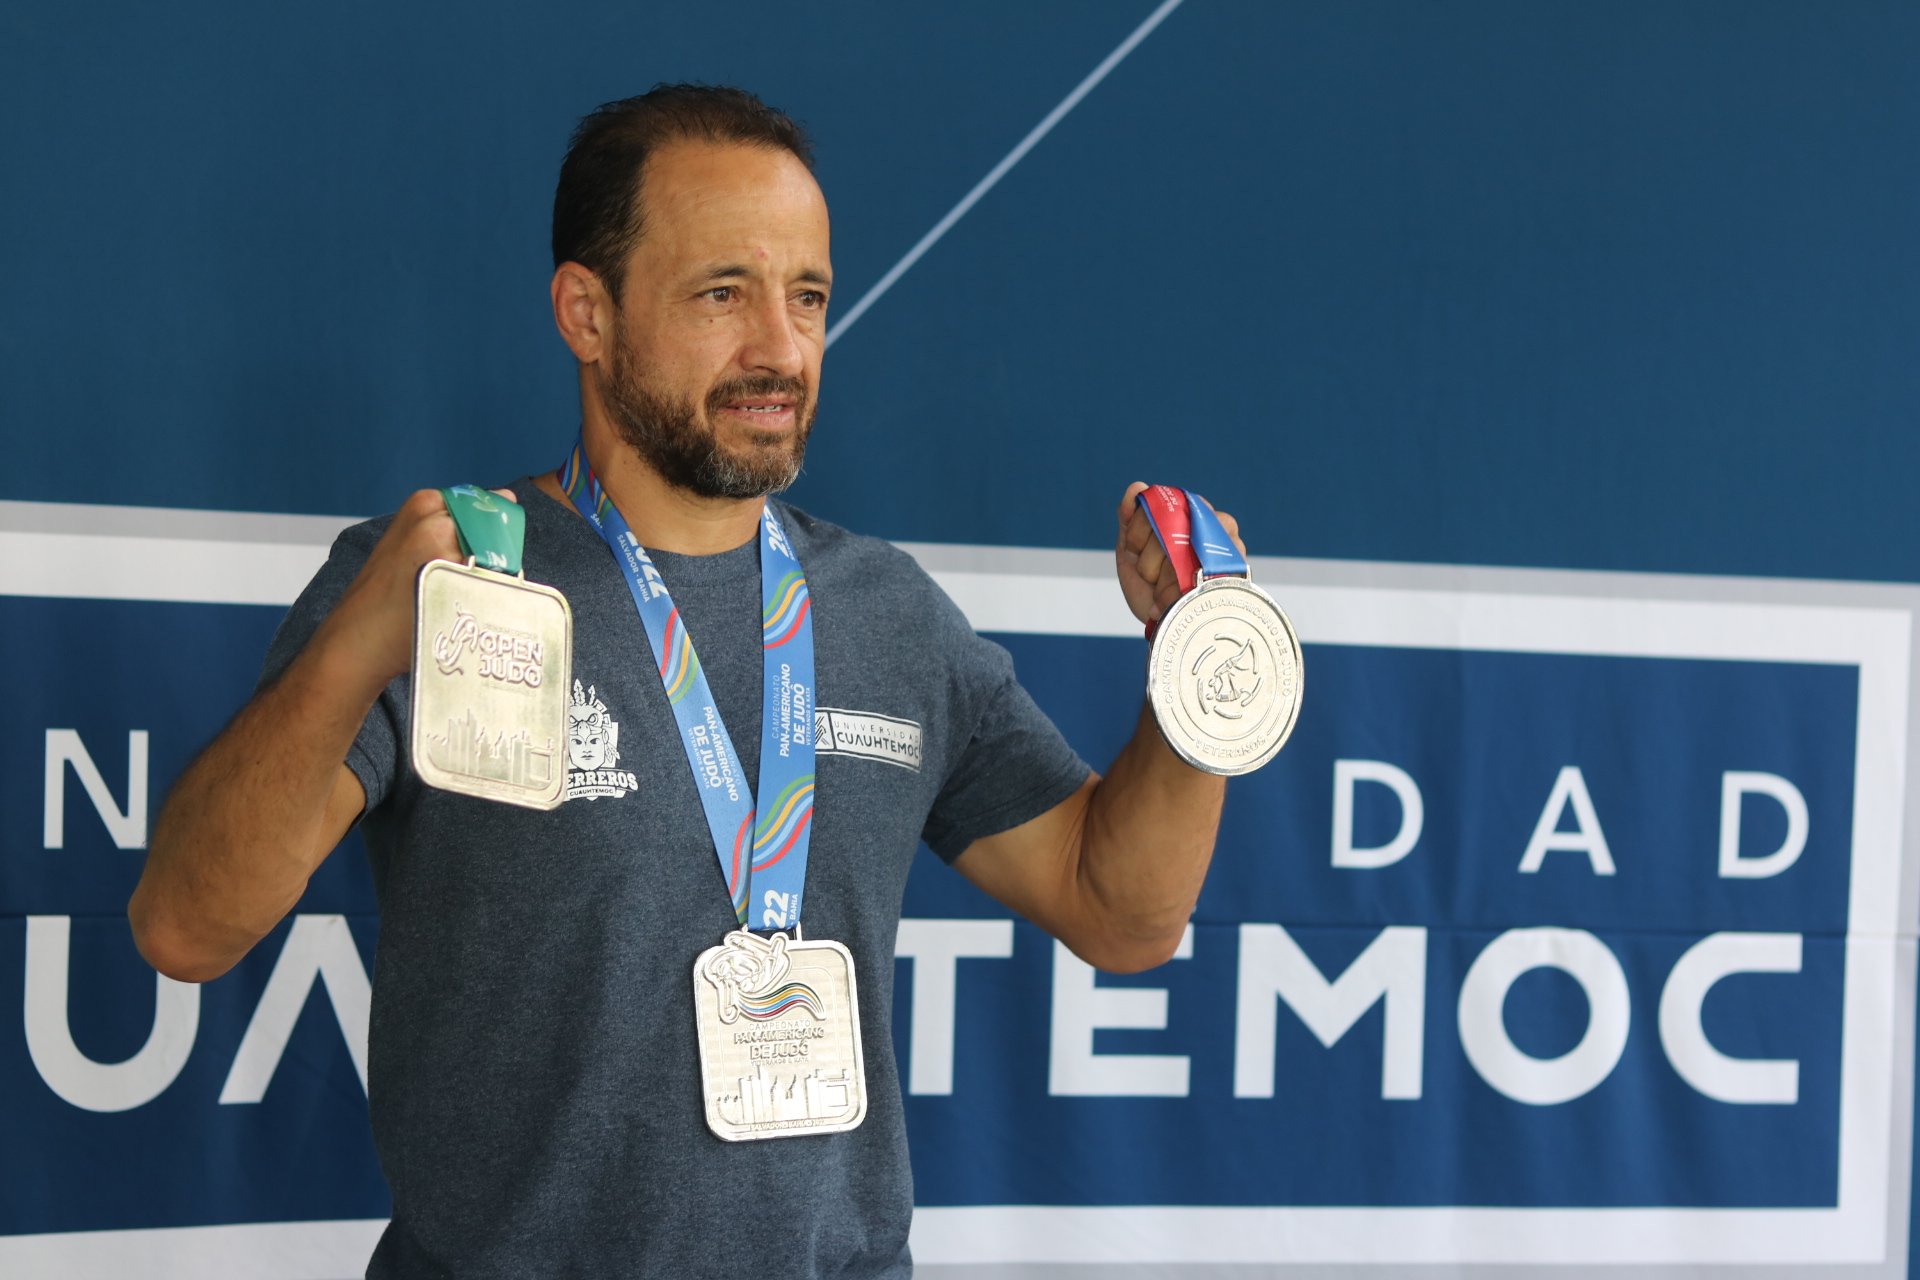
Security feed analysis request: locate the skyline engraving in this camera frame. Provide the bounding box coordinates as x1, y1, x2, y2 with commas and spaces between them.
423, 708, 557, 790
717, 1063, 858, 1128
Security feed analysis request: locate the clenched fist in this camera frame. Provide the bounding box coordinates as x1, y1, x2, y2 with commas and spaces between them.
317, 487, 516, 687
1113, 481, 1246, 627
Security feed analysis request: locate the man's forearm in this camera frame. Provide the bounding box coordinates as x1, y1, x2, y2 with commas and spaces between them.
1075, 702, 1227, 971
130, 616, 385, 982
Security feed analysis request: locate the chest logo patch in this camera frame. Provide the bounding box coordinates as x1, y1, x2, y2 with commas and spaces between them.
566, 680, 639, 801
815, 707, 923, 772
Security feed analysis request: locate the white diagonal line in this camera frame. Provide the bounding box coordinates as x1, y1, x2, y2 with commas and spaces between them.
825, 0, 1188, 349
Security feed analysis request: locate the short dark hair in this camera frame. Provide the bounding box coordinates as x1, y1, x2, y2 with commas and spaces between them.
551, 83, 814, 300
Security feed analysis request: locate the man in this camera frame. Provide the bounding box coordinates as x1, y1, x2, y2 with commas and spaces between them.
130, 85, 1243, 1278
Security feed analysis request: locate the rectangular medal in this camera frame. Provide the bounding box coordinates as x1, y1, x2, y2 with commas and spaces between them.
410, 558, 572, 809
693, 931, 868, 1141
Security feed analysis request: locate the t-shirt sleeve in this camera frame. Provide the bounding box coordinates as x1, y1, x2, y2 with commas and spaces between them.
920, 600, 1092, 863
256, 517, 403, 815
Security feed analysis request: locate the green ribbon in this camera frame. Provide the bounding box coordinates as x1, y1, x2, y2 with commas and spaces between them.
439, 485, 525, 575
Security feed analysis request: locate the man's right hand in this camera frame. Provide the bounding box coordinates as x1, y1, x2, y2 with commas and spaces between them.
128, 486, 512, 983
317, 487, 516, 691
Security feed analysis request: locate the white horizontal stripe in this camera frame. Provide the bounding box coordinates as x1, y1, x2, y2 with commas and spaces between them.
0, 529, 334, 606
0, 1219, 385, 1278
910, 1203, 1881, 1265
3, 505, 1908, 669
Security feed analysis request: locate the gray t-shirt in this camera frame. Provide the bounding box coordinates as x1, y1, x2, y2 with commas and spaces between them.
261, 481, 1091, 1278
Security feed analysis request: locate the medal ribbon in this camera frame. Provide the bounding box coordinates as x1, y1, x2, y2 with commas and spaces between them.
440, 485, 526, 574
559, 442, 816, 930
1135, 486, 1248, 635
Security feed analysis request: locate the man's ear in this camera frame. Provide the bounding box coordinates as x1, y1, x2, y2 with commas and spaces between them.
552, 262, 611, 364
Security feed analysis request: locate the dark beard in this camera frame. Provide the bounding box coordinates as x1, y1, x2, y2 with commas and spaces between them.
602, 339, 815, 501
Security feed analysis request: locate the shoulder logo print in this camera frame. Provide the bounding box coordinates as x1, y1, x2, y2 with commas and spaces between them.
814, 707, 923, 772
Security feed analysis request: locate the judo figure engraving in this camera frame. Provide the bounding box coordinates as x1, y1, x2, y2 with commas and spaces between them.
701, 931, 824, 1025
1192, 632, 1263, 719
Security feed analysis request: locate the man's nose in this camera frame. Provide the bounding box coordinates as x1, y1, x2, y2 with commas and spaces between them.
740, 297, 806, 379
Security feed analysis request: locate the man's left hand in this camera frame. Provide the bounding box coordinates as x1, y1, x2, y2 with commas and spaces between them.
1114, 481, 1248, 627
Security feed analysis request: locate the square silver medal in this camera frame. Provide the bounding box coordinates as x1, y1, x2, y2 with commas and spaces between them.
693, 931, 868, 1141
410, 558, 573, 809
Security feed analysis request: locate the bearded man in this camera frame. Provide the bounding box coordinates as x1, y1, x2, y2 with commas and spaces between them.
130, 84, 1246, 1279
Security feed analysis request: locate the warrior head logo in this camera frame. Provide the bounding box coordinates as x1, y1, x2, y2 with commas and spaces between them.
1192, 634, 1263, 720
568, 680, 620, 770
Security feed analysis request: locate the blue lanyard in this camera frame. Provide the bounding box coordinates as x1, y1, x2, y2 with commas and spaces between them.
560, 442, 817, 931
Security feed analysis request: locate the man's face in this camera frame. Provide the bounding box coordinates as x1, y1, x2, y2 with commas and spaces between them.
598, 141, 832, 500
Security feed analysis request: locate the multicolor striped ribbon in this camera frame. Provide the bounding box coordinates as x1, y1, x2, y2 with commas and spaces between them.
561, 440, 817, 929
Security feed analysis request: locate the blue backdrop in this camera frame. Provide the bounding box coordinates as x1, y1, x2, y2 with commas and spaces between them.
4, 1, 1917, 1275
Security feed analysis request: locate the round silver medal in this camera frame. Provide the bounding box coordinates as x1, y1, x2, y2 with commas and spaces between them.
1147, 576, 1302, 776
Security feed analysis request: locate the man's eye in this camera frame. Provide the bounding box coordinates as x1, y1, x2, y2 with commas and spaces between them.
795, 291, 826, 309
704, 286, 735, 303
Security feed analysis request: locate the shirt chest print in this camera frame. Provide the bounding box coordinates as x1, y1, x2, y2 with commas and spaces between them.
566, 679, 639, 800
814, 706, 923, 772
